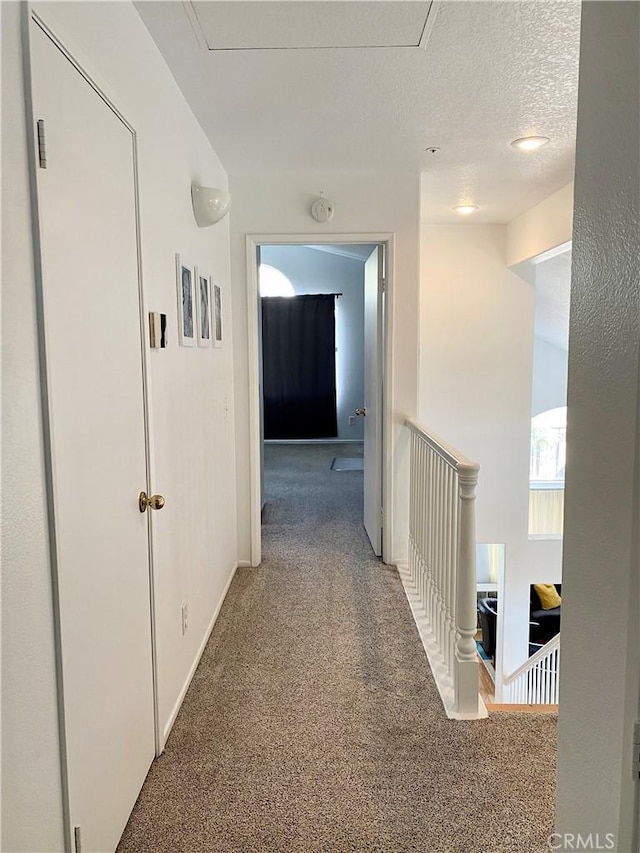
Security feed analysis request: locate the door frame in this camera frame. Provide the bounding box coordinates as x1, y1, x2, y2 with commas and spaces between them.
24, 10, 162, 848
245, 233, 395, 567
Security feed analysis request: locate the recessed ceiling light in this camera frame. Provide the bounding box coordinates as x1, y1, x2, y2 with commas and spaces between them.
511, 135, 550, 151
452, 204, 479, 215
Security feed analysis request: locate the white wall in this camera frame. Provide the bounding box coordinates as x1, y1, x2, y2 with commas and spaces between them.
531, 336, 568, 417
1, 5, 66, 850
418, 223, 565, 683
2, 3, 238, 850
230, 174, 420, 565
556, 2, 640, 849
260, 245, 365, 441
506, 182, 574, 268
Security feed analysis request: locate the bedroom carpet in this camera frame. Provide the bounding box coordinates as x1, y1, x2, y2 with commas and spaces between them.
117, 443, 556, 853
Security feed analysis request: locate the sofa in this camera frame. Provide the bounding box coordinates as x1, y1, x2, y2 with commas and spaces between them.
529, 583, 561, 645
477, 597, 498, 659
476, 585, 561, 660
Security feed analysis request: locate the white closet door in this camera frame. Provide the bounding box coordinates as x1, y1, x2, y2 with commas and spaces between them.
31, 21, 155, 853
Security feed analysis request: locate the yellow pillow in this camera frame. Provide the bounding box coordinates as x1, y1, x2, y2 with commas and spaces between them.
534, 583, 561, 610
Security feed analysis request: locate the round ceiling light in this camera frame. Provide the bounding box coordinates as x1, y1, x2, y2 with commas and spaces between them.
511, 135, 550, 151
452, 204, 479, 215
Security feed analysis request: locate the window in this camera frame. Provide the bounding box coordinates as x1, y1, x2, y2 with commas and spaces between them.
529, 406, 566, 537
259, 264, 295, 297
530, 406, 566, 486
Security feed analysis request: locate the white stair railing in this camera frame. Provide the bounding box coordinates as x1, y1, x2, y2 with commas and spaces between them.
405, 418, 480, 717
503, 634, 560, 704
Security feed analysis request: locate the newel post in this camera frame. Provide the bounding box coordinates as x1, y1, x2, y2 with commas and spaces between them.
455, 461, 480, 715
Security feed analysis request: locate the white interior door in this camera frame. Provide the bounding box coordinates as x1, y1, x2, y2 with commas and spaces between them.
363, 245, 384, 556
31, 22, 155, 853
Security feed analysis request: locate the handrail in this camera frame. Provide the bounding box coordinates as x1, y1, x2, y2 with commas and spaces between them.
403, 417, 481, 717
504, 633, 560, 684
404, 417, 479, 472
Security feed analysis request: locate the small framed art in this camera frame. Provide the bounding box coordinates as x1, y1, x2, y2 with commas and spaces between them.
195, 268, 212, 347
176, 254, 196, 347
212, 281, 223, 348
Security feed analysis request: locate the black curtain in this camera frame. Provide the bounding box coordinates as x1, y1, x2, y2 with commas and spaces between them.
262, 294, 338, 439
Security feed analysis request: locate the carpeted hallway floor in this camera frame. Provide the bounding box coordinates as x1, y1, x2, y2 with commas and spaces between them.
118, 443, 556, 853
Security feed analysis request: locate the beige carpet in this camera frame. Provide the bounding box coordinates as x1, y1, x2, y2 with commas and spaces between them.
118, 443, 556, 853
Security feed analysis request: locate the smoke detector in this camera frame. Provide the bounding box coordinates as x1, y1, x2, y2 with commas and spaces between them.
310, 194, 334, 223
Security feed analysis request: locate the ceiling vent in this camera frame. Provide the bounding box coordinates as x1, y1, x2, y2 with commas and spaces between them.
184, 1, 435, 51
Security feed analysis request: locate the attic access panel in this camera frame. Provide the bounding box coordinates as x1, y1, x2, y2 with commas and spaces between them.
186, 1, 434, 50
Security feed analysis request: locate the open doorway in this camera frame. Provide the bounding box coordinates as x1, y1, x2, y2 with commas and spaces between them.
259, 244, 370, 443
525, 246, 571, 663
491, 243, 572, 703
529, 248, 571, 540
246, 236, 391, 567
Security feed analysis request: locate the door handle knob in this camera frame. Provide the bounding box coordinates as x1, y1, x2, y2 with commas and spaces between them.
139, 491, 165, 513
355, 408, 366, 417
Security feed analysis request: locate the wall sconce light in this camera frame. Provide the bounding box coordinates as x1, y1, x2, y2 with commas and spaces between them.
191, 184, 231, 227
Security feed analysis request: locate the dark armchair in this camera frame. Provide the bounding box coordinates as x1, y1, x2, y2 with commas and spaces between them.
477, 597, 498, 659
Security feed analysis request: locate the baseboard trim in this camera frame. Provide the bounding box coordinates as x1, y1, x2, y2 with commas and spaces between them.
162, 561, 239, 747
237, 560, 252, 568
395, 562, 487, 721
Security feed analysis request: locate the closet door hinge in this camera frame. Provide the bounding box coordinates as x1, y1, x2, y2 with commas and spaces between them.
632, 722, 640, 779
37, 119, 47, 168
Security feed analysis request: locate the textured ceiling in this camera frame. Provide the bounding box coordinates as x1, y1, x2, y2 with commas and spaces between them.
535, 251, 572, 351
136, 0, 581, 223
304, 243, 377, 261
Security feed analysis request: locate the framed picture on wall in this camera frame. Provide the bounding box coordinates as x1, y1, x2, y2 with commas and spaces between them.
176, 254, 196, 347
212, 281, 223, 348
195, 267, 212, 347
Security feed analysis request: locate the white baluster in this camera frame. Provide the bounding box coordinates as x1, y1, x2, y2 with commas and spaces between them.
436, 456, 441, 641
403, 419, 483, 717
410, 432, 416, 583
443, 464, 452, 674
438, 474, 444, 649
427, 444, 434, 626
454, 462, 480, 715
450, 475, 459, 677
418, 439, 424, 606
422, 442, 428, 613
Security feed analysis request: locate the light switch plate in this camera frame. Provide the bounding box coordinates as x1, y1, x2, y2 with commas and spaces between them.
149, 312, 167, 348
